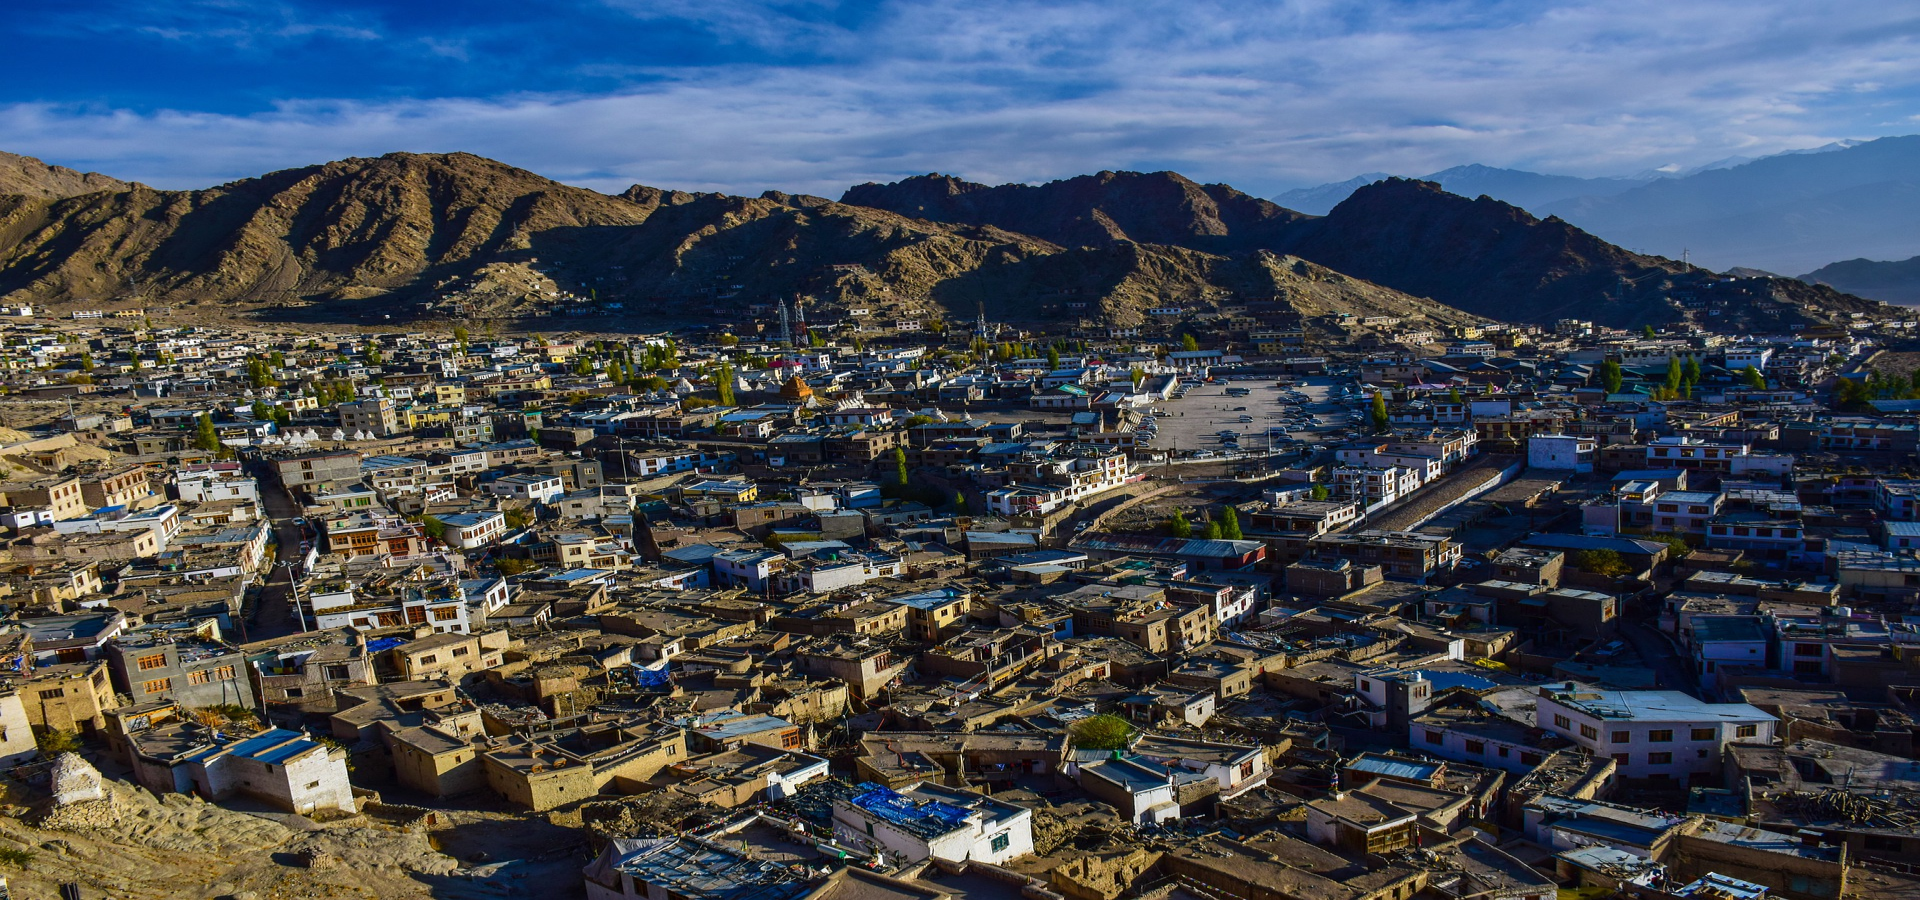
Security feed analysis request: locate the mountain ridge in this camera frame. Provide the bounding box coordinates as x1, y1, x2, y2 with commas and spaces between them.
0, 150, 1885, 332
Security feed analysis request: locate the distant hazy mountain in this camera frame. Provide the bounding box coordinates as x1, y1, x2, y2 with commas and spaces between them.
1542, 136, 1920, 274
1273, 173, 1391, 215
1275, 138, 1907, 274
1276, 165, 1645, 215
1800, 255, 1920, 306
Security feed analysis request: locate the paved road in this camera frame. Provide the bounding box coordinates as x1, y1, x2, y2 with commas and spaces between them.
245, 462, 312, 641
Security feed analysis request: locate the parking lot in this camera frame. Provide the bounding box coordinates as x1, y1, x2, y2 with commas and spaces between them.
1134, 374, 1366, 458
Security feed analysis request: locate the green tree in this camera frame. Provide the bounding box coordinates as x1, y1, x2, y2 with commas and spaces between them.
1130, 367, 1146, 389
1068, 714, 1135, 751
1203, 518, 1223, 540
503, 507, 532, 529
417, 514, 446, 542
1683, 354, 1702, 383
715, 364, 736, 406
1447, 386, 1464, 405
192, 413, 220, 452
1219, 506, 1243, 540
1309, 483, 1330, 501
1664, 357, 1683, 395
1369, 391, 1390, 433
251, 400, 272, 421
452, 326, 469, 350
365, 346, 384, 366
129, 353, 142, 372
953, 491, 968, 514
1598, 359, 1624, 394
717, 333, 740, 347
35, 726, 82, 754
78, 352, 94, 372
493, 557, 532, 576
902, 414, 936, 428
1046, 346, 1061, 370
891, 447, 910, 486
1165, 512, 1192, 539
1181, 333, 1200, 352
1642, 324, 1658, 339
270, 350, 286, 368
1575, 549, 1630, 578
1741, 365, 1767, 389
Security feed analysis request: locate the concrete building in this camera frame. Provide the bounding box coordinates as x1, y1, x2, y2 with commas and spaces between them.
831, 781, 1033, 866
1536, 685, 1774, 783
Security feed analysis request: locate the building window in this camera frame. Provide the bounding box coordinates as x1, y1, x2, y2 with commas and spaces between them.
1611, 731, 1630, 744
1648, 752, 1673, 764
781, 730, 803, 749
142, 678, 172, 694
188, 670, 211, 685
1579, 725, 1597, 740
1648, 729, 1673, 742
990, 833, 1010, 853
1554, 715, 1571, 729
417, 655, 438, 666
1692, 728, 1715, 741
1736, 724, 1757, 738
1425, 731, 1442, 745
1519, 752, 1542, 766
137, 653, 167, 671
1464, 740, 1484, 754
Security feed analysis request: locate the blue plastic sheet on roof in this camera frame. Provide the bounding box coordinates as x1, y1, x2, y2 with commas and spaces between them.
849, 783, 972, 835
366, 637, 407, 653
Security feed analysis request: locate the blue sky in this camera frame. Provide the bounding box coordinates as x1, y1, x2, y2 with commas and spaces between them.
4, 0, 1919, 197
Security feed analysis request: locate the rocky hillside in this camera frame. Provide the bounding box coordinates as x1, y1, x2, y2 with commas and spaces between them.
844, 171, 1884, 329
841, 171, 1307, 253
0, 152, 650, 310
0, 151, 1884, 331
0, 151, 131, 200
0, 152, 1473, 330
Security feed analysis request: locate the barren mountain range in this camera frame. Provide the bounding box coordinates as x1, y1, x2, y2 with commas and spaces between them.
0, 150, 1884, 332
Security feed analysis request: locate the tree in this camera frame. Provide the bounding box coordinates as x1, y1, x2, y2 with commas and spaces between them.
418, 514, 446, 542
1683, 354, 1702, 384
365, 346, 384, 366
953, 491, 968, 514
1165, 512, 1192, 539
891, 447, 910, 486
270, 350, 286, 368
1219, 506, 1243, 541
715, 364, 736, 406
250, 400, 272, 422
1741, 365, 1767, 389
1181, 333, 1200, 352
34, 727, 82, 754
78, 352, 93, 372
1598, 359, 1624, 394
128, 353, 142, 372
1575, 549, 1630, 578
1642, 324, 1657, 339
717, 333, 740, 347
1203, 518, 1223, 540
1664, 357, 1683, 395
1310, 483, 1329, 501
1131, 367, 1146, 389
1447, 386, 1464, 405
192, 413, 220, 452
452, 326, 469, 350
493, 557, 532, 576
1068, 714, 1134, 751
902, 414, 936, 428
503, 507, 532, 529
1369, 391, 1389, 433
1046, 346, 1061, 370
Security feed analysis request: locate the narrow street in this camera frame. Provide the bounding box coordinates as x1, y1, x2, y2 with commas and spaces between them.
245, 462, 311, 641
1620, 619, 1698, 694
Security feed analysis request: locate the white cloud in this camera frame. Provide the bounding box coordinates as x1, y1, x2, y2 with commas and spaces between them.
6, 0, 1919, 197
